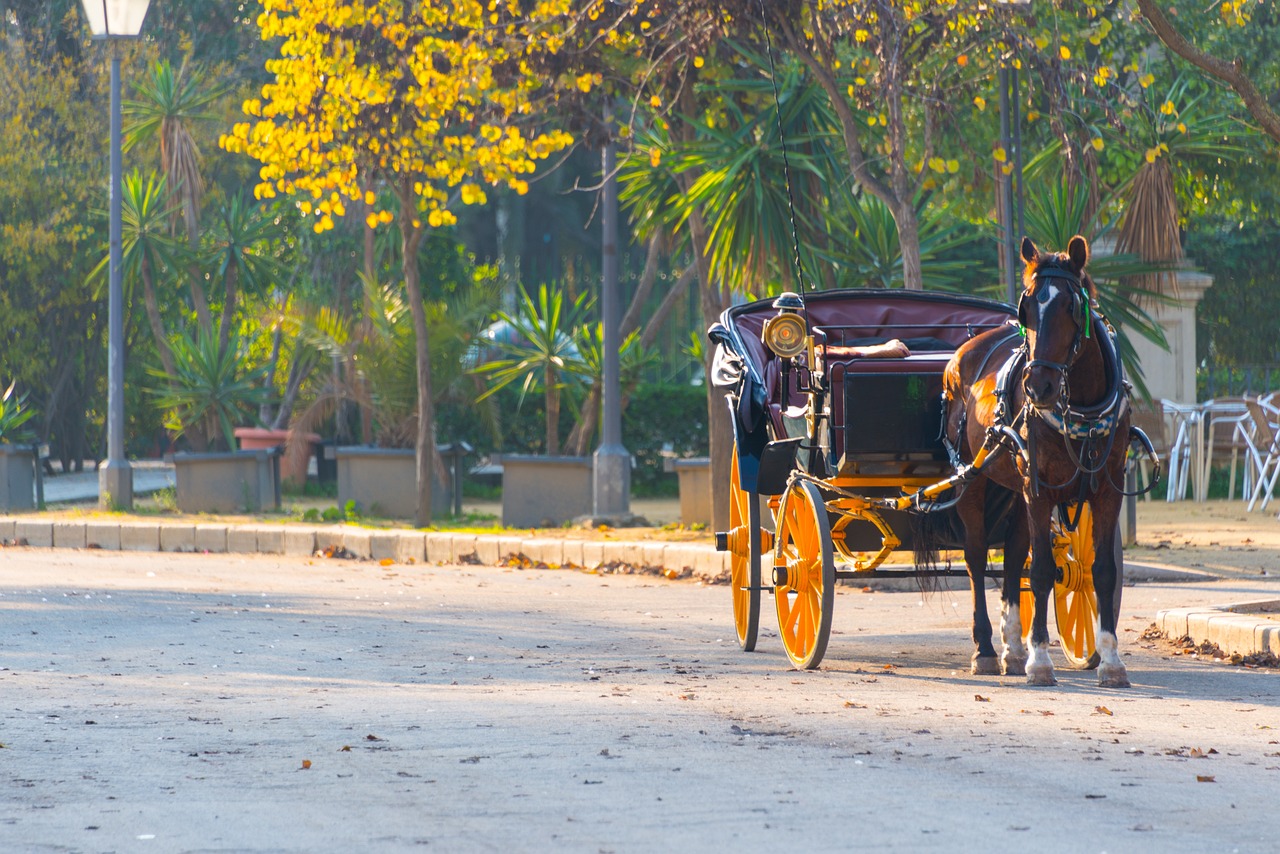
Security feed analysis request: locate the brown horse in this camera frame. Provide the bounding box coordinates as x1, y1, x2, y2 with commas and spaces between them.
942, 235, 1130, 688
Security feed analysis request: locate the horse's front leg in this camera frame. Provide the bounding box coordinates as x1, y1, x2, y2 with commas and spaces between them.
958, 484, 999, 675
1024, 499, 1058, 686
999, 498, 1029, 676
1091, 497, 1130, 688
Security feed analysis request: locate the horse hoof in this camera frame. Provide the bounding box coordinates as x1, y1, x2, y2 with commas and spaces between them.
1001, 655, 1026, 676
1099, 664, 1130, 689
1026, 666, 1057, 687
972, 655, 1000, 676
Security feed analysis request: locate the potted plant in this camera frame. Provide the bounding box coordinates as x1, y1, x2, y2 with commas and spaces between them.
0, 380, 38, 510
148, 329, 280, 513
473, 283, 598, 527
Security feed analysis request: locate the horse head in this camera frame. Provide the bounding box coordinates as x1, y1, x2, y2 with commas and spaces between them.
1017, 235, 1095, 410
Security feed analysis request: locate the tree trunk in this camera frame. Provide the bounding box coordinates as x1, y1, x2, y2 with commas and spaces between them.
687, 207, 733, 533
140, 258, 177, 380
398, 184, 435, 526
896, 202, 924, 291
217, 262, 239, 364
545, 363, 560, 457
187, 262, 213, 338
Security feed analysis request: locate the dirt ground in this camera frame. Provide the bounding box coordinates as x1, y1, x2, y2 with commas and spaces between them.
1126, 499, 1280, 579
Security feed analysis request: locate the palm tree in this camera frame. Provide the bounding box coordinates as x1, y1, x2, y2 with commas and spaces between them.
474, 284, 593, 457
124, 58, 224, 329
204, 192, 288, 362
89, 170, 187, 381
146, 328, 268, 452
1116, 75, 1245, 297
123, 59, 221, 243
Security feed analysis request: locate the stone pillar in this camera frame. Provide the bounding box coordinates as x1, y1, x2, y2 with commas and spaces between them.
1128, 263, 1212, 405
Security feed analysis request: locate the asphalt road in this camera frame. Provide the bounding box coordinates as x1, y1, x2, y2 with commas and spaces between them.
2, 548, 1278, 853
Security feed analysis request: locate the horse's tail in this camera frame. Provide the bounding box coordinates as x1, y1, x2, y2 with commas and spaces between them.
909, 505, 953, 594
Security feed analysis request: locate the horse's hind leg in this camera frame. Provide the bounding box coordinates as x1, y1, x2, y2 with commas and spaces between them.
1091, 496, 1130, 688
1024, 499, 1058, 686
958, 482, 1000, 675
998, 499, 1029, 676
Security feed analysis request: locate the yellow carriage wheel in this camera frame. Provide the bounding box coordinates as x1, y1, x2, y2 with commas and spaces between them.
773, 480, 836, 670
1017, 504, 1124, 670
729, 447, 761, 652
1053, 503, 1100, 669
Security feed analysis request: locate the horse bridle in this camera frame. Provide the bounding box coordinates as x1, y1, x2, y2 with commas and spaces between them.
1016, 266, 1091, 403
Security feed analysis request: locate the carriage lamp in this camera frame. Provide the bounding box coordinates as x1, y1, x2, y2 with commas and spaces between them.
762, 292, 808, 359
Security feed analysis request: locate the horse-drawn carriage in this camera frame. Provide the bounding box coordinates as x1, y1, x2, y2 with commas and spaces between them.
710, 237, 1157, 687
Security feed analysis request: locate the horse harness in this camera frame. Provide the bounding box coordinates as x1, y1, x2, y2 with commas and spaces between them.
931, 268, 1159, 514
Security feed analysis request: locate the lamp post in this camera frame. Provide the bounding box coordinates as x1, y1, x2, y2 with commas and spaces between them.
994, 0, 1029, 305
592, 105, 631, 521
80, 0, 153, 510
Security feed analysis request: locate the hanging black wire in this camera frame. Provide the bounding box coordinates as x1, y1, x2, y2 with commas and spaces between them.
758, 0, 813, 293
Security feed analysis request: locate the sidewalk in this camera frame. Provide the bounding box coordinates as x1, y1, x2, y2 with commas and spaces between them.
8, 468, 1280, 661
39, 460, 175, 504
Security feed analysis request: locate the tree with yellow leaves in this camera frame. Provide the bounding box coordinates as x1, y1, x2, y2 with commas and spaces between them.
223, 0, 575, 524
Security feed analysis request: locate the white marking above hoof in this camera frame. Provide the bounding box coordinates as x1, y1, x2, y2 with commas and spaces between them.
1025, 643, 1056, 686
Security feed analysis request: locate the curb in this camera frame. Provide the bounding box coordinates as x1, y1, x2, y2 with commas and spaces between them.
1155, 599, 1280, 659
0, 515, 732, 583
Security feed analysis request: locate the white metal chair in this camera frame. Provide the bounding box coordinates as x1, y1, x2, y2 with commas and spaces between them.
1238, 397, 1280, 511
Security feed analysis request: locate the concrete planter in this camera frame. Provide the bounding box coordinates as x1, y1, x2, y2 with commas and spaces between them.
0, 444, 35, 511
173, 450, 281, 514
673, 457, 711, 527
335, 446, 449, 519
234, 427, 320, 488
501, 455, 592, 527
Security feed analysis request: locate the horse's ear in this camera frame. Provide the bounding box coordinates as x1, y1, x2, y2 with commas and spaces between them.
1020, 236, 1037, 265
1067, 235, 1090, 271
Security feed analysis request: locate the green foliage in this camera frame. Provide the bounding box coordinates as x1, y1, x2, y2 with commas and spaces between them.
473, 283, 593, 455
1187, 219, 1280, 367
623, 383, 708, 496
0, 381, 36, 444
147, 328, 269, 451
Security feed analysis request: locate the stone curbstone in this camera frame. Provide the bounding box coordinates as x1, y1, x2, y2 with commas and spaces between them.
600, 541, 630, 567
474, 536, 501, 566
497, 535, 524, 562
15, 519, 53, 547
0, 518, 15, 541
313, 528, 344, 555
424, 533, 452, 564
52, 521, 87, 549
195, 525, 228, 553
523, 538, 564, 567
83, 521, 121, 551
581, 540, 604, 569
394, 532, 426, 564
640, 542, 667, 569
226, 527, 258, 554
369, 532, 399, 562
255, 527, 286, 555
284, 527, 318, 556
160, 526, 196, 553
342, 529, 372, 559
560, 539, 585, 568
118, 523, 159, 552
450, 534, 478, 563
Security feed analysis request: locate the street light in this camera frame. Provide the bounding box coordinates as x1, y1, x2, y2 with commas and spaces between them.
993, 0, 1029, 305
79, 0, 153, 510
